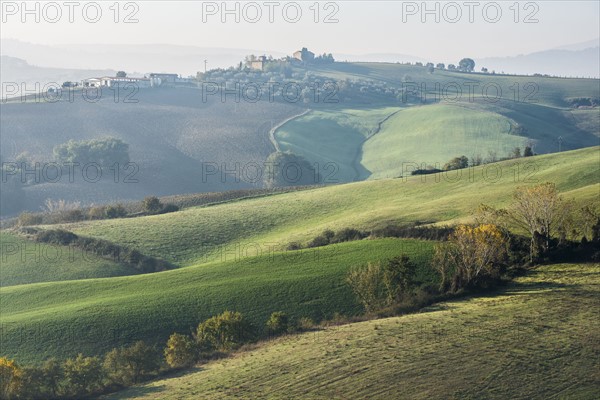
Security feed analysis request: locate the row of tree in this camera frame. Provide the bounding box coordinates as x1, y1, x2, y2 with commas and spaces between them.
0, 310, 306, 399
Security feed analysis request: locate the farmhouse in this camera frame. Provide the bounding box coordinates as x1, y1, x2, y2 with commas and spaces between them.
250, 56, 267, 71
82, 76, 151, 88
293, 49, 315, 62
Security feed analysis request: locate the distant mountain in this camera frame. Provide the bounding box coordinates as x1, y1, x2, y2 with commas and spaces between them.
479, 39, 600, 78
0, 55, 116, 97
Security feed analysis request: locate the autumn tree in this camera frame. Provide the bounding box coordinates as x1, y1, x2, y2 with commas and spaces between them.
508, 183, 568, 260
433, 224, 508, 292
0, 357, 23, 399
164, 333, 197, 368
266, 311, 290, 336
346, 263, 387, 313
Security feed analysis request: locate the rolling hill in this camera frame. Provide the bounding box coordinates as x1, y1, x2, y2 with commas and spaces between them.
58, 147, 600, 267
1, 61, 598, 216
0, 147, 598, 364
104, 262, 600, 400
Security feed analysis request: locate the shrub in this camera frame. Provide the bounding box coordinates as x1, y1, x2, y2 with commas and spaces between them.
103, 341, 161, 386
143, 196, 163, 214
0, 357, 23, 399
346, 263, 386, 313
347, 256, 418, 314
164, 333, 197, 368
105, 204, 127, 219
266, 311, 290, 336
160, 203, 180, 214
17, 212, 43, 227
297, 317, 315, 331
332, 228, 367, 243
63, 354, 103, 397
195, 310, 254, 352
88, 205, 107, 220
36, 229, 78, 245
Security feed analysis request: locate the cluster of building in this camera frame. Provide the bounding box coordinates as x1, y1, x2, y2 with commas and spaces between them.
82, 73, 193, 88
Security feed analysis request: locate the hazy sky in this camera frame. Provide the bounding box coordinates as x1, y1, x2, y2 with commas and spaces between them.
2, 1, 599, 59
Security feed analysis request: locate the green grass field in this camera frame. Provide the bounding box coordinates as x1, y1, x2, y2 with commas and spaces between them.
1, 148, 598, 365
0, 232, 138, 287
59, 147, 599, 267
105, 262, 600, 400
361, 103, 527, 179
272, 63, 599, 182
0, 238, 434, 363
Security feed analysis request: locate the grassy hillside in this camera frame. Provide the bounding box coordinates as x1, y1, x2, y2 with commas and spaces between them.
0, 88, 302, 213
0, 232, 138, 287
62, 147, 599, 267
274, 107, 401, 182
0, 239, 434, 363
362, 103, 527, 179
311, 62, 600, 108
105, 262, 600, 400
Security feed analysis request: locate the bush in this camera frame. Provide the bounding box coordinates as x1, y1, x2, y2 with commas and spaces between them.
347, 255, 418, 314
266, 311, 290, 336
195, 310, 254, 352
164, 333, 197, 368
17, 212, 43, 227
103, 341, 161, 386
160, 203, 180, 214
105, 204, 127, 219
63, 354, 103, 397
297, 317, 315, 331
88, 206, 107, 220
36, 229, 78, 245
143, 196, 163, 214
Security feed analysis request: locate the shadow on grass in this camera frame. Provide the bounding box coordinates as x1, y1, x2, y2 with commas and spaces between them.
109, 367, 204, 399
110, 385, 166, 399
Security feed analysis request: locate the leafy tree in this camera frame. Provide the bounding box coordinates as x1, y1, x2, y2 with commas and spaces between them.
53, 137, 130, 168
116, 71, 127, 77
103, 341, 161, 385
39, 358, 64, 398
263, 151, 321, 188
458, 58, 475, 72
266, 311, 290, 336
195, 311, 254, 352
382, 255, 416, 305
0, 357, 22, 399
346, 263, 386, 313
512, 147, 522, 158
436, 63, 445, 70
63, 354, 103, 396
105, 203, 127, 219
443, 155, 469, 171
448, 64, 456, 70
164, 333, 197, 368
143, 196, 163, 214
523, 146, 534, 157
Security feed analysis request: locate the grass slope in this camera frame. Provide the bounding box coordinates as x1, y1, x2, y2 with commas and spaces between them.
0, 239, 434, 363
0, 232, 138, 287
62, 147, 599, 267
106, 263, 600, 400
361, 103, 528, 179
274, 107, 400, 182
